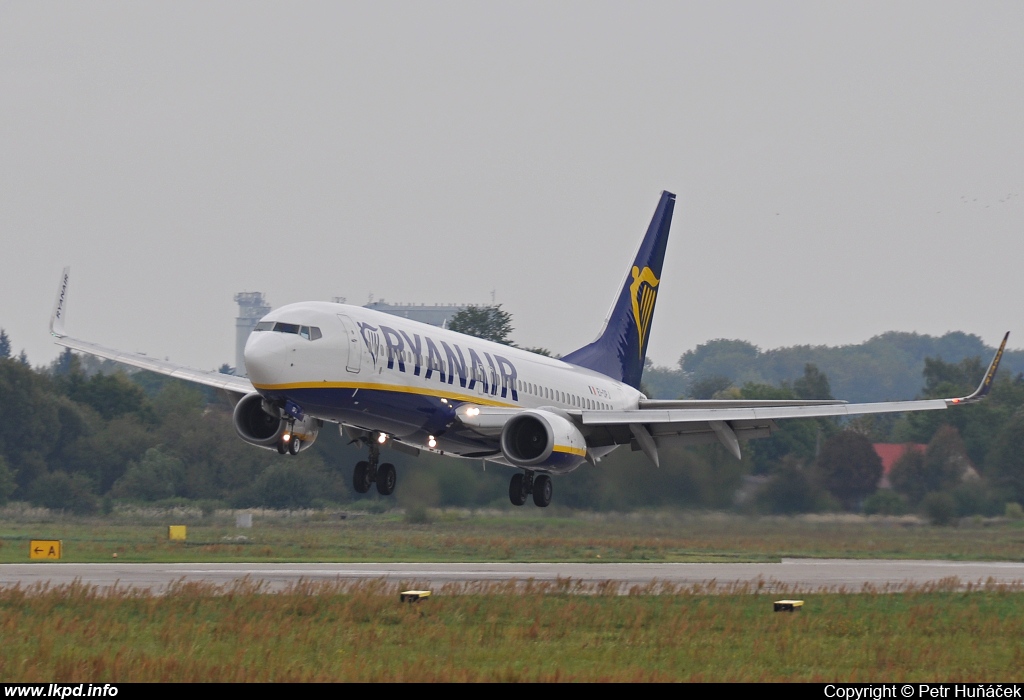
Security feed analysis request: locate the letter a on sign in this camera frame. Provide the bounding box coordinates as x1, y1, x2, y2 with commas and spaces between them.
29, 540, 62, 560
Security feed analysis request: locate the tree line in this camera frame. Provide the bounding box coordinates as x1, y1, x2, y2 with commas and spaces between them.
1, 312, 1022, 519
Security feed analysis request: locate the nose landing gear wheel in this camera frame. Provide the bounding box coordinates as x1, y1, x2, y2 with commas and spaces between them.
277, 440, 287, 455
288, 438, 302, 456
376, 462, 397, 495
532, 474, 552, 507
352, 460, 373, 494
509, 473, 528, 506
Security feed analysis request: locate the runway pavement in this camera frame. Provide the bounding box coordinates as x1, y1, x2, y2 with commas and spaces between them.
2, 559, 1024, 592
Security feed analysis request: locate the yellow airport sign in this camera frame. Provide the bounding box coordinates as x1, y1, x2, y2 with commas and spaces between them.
29, 540, 62, 560
168, 525, 187, 541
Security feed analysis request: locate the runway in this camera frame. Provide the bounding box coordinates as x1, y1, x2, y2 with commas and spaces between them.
2, 559, 1024, 592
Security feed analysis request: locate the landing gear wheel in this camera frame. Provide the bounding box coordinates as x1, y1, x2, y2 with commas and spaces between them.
352, 460, 373, 494
532, 474, 552, 508
288, 438, 302, 456
277, 440, 287, 455
509, 473, 528, 506
376, 463, 397, 496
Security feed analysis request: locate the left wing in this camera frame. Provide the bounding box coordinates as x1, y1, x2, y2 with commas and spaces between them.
50, 267, 255, 397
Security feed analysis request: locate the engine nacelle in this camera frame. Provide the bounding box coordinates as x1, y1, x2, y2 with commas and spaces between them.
499, 409, 587, 473
232, 392, 318, 453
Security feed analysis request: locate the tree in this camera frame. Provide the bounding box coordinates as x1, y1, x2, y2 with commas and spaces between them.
0, 329, 10, 359
448, 305, 514, 345
68, 372, 150, 421
987, 408, 1024, 505
922, 356, 984, 398
793, 363, 832, 400
680, 339, 761, 388
888, 448, 928, 505
689, 375, 733, 400
755, 457, 823, 514
111, 446, 183, 501
814, 431, 883, 510
27, 471, 98, 514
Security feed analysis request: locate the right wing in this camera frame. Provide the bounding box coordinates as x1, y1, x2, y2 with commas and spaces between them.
455, 332, 1009, 465
580, 331, 1009, 462
49, 267, 255, 397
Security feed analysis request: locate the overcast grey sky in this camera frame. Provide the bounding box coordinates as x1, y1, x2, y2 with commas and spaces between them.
2, 1, 1022, 373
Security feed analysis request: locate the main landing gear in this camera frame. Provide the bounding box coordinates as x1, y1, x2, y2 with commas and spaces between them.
276, 422, 302, 456
352, 440, 397, 496
509, 471, 552, 508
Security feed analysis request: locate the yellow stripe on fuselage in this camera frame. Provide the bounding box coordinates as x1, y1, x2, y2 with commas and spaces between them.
249, 379, 519, 409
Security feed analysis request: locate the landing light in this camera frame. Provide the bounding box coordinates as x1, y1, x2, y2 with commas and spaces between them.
282, 433, 291, 442
428, 436, 437, 448
466, 407, 480, 417
377, 433, 388, 444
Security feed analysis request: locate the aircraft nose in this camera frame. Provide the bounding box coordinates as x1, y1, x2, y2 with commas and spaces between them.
243, 331, 286, 384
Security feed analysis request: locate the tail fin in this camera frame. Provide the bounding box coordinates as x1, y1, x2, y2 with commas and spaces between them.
562, 191, 675, 389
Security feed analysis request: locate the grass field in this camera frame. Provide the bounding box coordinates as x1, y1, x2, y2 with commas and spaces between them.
2, 509, 1024, 564
2, 579, 1024, 681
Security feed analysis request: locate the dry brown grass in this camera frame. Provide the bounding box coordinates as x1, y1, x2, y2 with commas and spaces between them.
2, 578, 1024, 681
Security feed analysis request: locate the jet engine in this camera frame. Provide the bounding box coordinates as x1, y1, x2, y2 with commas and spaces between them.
232, 392, 318, 453
499, 410, 587, 473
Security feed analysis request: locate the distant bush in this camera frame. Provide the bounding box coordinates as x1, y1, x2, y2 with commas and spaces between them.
1005, 502, 1024, 521
950, 481, 1002, 517
27, 472, 98, 514
754, 461, 821, 514
922, 492, 957, 526
863, 490, 908, 516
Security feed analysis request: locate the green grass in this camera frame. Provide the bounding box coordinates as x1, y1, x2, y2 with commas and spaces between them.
2, 510, 1024, 563
2, 579, 1024, 681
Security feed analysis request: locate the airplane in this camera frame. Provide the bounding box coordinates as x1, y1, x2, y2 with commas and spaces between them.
49, 191, 1009, 507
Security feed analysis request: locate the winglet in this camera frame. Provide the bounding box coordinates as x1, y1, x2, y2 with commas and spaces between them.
49, 266, 70, 338
946, 331, 1009, 406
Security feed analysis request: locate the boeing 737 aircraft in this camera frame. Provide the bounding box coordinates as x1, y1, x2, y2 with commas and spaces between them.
49, 192, 1008, 507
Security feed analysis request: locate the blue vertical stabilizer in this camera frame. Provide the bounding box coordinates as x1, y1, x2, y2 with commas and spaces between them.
561, 191, 675, 389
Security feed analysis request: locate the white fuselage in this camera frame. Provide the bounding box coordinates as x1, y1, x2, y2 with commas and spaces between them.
243, 301, 642, 458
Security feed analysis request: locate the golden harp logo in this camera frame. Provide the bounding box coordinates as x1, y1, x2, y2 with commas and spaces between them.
629, 265, 659, 357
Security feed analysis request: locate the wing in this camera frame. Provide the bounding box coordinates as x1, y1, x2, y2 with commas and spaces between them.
584, 332, 1009, 463
457, 332, 1009, 466
49, 267, 255, 397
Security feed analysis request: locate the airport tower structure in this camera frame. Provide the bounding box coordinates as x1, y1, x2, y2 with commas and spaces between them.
234, 292, 271, 377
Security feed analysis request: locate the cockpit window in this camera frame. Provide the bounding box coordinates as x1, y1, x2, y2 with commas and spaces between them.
256, 322, 322, 340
